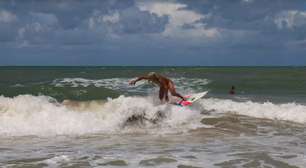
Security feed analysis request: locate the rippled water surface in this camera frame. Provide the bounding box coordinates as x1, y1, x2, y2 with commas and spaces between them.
0, 67, 306, 167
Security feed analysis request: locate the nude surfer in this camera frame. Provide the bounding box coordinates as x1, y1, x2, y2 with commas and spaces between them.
129, 72, 186, 102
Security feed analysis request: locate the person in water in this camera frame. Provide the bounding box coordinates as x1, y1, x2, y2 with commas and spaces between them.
229, 85, 235, 95
129, 72, 186, 102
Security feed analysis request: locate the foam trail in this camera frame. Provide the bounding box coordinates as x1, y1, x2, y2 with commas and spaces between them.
0, 95, 202, 136
200, 98, 306, 124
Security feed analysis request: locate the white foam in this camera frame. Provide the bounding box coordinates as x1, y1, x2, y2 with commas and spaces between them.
11, 84, 24, 87
52, 77, 210, 94
200, 98, 306, 124
0, 95, 202, 136
44, 155, 71, 166
2, 93, 305, 137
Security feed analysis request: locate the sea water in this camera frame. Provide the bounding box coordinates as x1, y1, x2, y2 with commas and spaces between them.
0, 66, 305, 167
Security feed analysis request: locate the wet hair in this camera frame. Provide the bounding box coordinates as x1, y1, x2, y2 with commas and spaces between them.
147, 72, 158, 78
147, 72, 159, 85
148, 72, 156, 76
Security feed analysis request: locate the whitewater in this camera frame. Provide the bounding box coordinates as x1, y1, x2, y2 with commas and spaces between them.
1, 67, 306, 167
1, 93, 306, 137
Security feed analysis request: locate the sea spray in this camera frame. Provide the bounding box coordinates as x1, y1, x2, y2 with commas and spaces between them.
0, 95, 202, 136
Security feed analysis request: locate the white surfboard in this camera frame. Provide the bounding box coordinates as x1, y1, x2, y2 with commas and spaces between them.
175, 91, 208, 107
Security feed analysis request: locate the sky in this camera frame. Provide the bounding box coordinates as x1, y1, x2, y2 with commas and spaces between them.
0, 0, 306, 66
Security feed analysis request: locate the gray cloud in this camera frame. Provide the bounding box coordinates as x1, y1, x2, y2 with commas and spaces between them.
180, 0, 306, 40
0, 0, 305, 65
0, 0, 169, 47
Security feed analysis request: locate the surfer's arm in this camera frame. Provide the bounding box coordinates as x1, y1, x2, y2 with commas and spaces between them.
129, 76, 149, 85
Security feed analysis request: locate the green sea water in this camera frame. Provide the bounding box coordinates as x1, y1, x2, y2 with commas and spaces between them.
0, 66, 305, 102
1, 66, 306, 167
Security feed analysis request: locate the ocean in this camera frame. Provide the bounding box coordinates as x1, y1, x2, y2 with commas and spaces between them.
0, 66, 305, 167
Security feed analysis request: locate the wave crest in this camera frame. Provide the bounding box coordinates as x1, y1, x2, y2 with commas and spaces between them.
0, 95, 202, 136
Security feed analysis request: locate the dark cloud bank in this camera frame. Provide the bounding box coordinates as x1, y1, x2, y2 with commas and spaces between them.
0, 0, 305, 65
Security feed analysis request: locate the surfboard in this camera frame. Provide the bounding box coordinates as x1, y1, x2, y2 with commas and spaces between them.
175, 91, 208, 107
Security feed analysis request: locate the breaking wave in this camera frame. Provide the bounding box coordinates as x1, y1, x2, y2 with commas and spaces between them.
201, 98, 306, 124
0, 95, 202, 136
1, 93, 306, 137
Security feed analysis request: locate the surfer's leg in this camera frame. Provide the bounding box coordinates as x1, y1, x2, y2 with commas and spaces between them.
165, 89, 169, 102
169, 83, 185, 100
159, 87, 165, 100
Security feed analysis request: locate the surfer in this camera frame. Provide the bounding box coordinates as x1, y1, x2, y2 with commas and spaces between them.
129, 72, 186, 102
229, 85, 235, 95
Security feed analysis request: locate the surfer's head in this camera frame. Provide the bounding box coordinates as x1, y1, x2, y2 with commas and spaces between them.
147, 72, 157, 77
147, 72, 160, 81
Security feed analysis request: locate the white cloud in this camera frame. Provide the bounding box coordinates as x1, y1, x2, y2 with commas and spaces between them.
241, 0, 253, 3
88, 17, 96, 30
15, 12, 59, 47
274, 10, 306, 29
88, 7, 168, 36
0, 10, 16, 23
137, 1, 219, 39
88, 10, 107, 30
88, 10, 119, 30
102, 12, 120, 23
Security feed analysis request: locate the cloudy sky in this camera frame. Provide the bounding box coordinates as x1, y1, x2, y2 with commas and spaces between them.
1, 0, 306, 66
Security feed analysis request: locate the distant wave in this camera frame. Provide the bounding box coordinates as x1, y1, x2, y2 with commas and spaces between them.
52, 77, 210, 93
